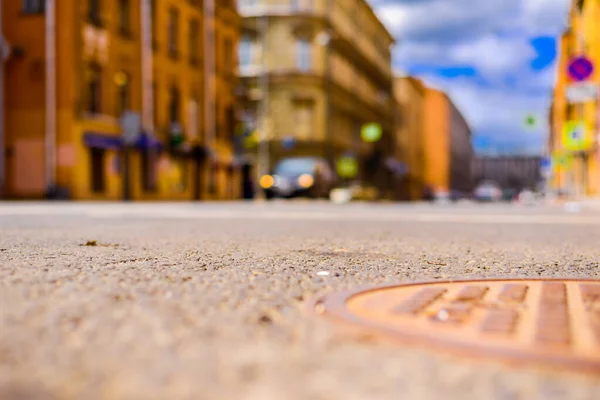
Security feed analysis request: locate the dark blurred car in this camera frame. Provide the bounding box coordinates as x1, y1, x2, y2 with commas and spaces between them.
502, 188, 517, 202
473, 180, 502, 202
259, 157, 336, 199
450, 190, 471, 202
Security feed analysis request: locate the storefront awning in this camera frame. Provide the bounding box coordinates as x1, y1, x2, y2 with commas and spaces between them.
83, 132, 164, 151
83, 132, 122, 150
136, 133, 163, 151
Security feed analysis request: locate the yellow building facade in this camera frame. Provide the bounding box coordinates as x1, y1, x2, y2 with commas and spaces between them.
393, 76, 426, 200
551, 0, 600, 198
237, 0, 396, 197
1, 0, 240, 200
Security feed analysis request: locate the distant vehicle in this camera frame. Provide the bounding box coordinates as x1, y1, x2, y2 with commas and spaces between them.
259, 157, 336, 199
473, 181, 502, 202
517, 189, 537, 206
450, 190, 471, 202
501, 188, 517, 202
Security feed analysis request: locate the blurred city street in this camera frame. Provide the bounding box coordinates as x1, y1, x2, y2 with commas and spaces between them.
2, 201, 600, 399
1, 0, 600, 399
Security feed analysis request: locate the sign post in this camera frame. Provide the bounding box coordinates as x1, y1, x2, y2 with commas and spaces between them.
120, 111, 141, 201
566, 82, 599, 103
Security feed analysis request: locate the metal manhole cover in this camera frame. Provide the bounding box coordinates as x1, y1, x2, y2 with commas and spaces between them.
312, 279, 600, 374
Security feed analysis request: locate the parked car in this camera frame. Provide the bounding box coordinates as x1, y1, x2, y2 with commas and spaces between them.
473, 181, 502, 202
517, 189, 538, 206
259, 157, 336, 199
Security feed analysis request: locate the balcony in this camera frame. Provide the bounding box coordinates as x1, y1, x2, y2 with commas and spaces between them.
238, 0, 325, 18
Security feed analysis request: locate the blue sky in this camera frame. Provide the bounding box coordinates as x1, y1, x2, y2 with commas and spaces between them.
370, 0, 571, 155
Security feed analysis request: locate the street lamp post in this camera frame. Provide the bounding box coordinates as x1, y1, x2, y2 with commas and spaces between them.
256, 13, 270, 199
120, 111, 141, 202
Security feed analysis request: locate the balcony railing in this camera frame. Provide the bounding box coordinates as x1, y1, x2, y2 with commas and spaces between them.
237, 0, 325, 17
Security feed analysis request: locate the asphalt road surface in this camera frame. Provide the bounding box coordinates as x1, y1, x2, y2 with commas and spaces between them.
2, 201, 600, 400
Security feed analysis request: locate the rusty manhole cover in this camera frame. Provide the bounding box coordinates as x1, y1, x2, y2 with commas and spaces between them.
313, 279, 600, 374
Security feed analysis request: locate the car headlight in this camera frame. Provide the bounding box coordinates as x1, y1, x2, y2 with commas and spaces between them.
259, 175, 274, 189
298, 174, 314, 188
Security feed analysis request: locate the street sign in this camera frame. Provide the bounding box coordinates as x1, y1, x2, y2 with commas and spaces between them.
473, 136, 491, 150
562, 120, 591, 151
540, 157, 551, 169
568, 56, 594, 82
281, 136, 296, 150
552, 153, 573, 170
120, 111, 141, 145
361, 123, 382, 143
336, 156, 358, 179
540, 157, 552, 178
566, 82, 599, 103
243, 130, 258, 149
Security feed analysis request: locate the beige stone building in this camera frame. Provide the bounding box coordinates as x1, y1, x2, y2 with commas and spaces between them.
236, 0, 396, 194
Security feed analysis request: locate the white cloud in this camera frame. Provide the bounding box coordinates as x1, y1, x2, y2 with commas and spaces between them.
449, 35, 536, 78
369, 0, 569, 153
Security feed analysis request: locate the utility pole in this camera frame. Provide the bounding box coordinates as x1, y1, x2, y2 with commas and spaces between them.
141, 0, 153, 136
140, 0, 154, 198
45, 0, 56, 197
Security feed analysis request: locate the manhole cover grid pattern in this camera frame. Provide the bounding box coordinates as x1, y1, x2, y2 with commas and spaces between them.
319, 280, 600, 372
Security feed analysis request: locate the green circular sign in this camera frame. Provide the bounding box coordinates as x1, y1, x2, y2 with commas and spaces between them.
361, 123, 382, 143
336, 156, 358, 179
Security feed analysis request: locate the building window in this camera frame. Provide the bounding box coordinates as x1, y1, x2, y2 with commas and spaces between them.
168, 7, 179, 59
22, 0, 45, 13
115, 71, 130, 117
118, 0, 131, 36
187, 97, 199, 139
85, 63, 102, 114
296, 37, 312, 71
88, 0, 102, 26
294, 99, 314, 139
576, 0, 585, 13
239, 36, 253, 67
189, 18, 200, 65
226, 105, 235, 141
90, 148, 106, 193
169, 86, 180, 124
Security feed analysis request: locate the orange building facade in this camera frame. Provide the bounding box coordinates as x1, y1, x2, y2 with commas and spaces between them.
0, 0, 240, 200
394, 80, 473, 200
